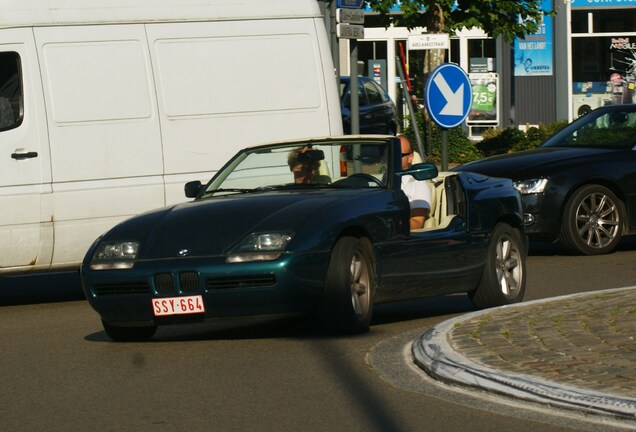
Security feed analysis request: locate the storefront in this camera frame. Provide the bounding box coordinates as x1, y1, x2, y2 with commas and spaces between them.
569, 0, 636, 117
337, 13, 497, 137
323, 0, 636, 136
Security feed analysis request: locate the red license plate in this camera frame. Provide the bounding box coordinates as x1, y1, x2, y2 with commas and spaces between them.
152, 295, 205, 317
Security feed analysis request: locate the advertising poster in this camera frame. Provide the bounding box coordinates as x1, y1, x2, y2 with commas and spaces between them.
514, 0, 553, 77
609, 37, 636, 104
468, 73, 498, 124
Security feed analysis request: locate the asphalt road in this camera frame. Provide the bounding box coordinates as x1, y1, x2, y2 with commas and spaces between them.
2, 239, 636, 432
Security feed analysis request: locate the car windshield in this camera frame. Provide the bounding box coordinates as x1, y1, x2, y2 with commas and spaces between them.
200, 139, 391, 197
542, 105, 636, 150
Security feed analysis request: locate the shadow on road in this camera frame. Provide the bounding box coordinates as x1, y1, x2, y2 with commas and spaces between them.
0, 270, 84, 306
528, 236, 636, 257
83, 295, 474, 344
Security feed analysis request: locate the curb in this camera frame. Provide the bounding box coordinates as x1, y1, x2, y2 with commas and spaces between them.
412, 288, 636, 420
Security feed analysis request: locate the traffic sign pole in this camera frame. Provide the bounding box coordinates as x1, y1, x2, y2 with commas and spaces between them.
336, 0, 364, 136
424, 63, 472, 170
441, 129, 448, 170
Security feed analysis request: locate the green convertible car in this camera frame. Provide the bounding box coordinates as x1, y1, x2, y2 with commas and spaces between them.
81, 136, 527, 341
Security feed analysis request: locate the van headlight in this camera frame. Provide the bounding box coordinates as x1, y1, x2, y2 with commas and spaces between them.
513, 178, 548, 195
89, 241, 140, 270
226, 233, 293, 263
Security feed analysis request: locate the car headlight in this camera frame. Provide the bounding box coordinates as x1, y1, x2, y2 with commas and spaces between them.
89, 241, 140, 270
513, 178, 548, 195
226, 233, 293, 263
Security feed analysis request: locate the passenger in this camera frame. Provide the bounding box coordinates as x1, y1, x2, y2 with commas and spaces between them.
399, 135, 432, 230
287, 146, 320, 184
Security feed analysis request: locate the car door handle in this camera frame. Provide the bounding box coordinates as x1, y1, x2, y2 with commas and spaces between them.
11, 151, 38, 160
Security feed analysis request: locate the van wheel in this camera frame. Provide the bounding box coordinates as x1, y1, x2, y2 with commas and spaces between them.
316, 236, 374, 334
102, 320, 157, 342
469, 223, 526, 309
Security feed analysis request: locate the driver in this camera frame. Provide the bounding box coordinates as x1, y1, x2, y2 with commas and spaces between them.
399, 135, 432, 230
287, 146, 320, 184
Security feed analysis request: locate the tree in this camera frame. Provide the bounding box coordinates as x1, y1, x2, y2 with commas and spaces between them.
364, 0, 550, 42
365, 0, 552, 93
364, 0, 551, 160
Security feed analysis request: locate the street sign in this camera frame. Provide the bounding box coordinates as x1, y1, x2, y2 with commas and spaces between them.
337, 0, 364, 8
336, 8, 365, 24
408, 34, 450, 50
424, 63, 472, 128
337, 23, 364, 40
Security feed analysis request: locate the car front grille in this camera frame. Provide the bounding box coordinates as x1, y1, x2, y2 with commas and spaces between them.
154, 273, 174, 295
93, 273, 272, 296
94, 283, 151, 295
154, 272, 201, 295
180, 272, 199, 293
206, 275, 276, 290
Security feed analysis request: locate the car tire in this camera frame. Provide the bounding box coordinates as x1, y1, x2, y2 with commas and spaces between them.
102, 320, 157, 342
469, 223, 526, 309
316, 236, 374, 334
560, 184, 623, 255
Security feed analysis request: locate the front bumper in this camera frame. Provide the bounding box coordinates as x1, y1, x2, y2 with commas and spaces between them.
520, 193, 561, 242
81, 251, 330, 326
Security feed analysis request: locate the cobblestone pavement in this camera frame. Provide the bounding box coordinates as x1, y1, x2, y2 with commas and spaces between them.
413, 286, 636, 421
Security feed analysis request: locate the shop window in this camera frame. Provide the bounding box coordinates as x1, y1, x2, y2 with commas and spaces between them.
571, 11, 589, 34
450, 38, 460, 64
592, 9, 636, 33
0, 52, 23, 131
572, 9, 636, 34
358, 40, 388, 75
572, 36, 636, 84
467, 38, 496, 59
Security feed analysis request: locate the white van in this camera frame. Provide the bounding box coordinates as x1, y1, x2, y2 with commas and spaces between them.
0, 0, 342, 274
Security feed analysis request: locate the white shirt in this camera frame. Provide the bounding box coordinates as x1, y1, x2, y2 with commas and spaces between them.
401, 175, 432, 211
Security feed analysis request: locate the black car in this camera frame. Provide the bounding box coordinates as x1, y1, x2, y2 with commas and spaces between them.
339, 76, 400, 135
455, 104, 636, 255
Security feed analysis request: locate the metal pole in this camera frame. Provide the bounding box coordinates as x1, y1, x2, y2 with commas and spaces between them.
351, 39, 360, 135
329, 1, 339, 76
395, 56, 425, 161
441, 129, 448, 171
350, 39, 363, 173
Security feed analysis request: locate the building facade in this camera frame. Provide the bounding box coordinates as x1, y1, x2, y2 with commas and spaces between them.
322, 0, 636, 137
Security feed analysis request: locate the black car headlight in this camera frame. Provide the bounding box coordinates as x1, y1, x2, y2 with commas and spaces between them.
226, 233, 293, 263
513, 178, 548, 195
89, 241, 140, 270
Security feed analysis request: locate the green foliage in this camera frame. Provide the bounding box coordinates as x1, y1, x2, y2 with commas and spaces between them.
402, 112, 483, 165
477, 120, 569, 156
402, 111, 569, 162
365, 0, 552, 42
476, 127, 525, 157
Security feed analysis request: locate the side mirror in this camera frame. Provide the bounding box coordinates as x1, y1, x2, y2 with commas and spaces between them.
184, 180, 203, 198
397, 162, 438, 181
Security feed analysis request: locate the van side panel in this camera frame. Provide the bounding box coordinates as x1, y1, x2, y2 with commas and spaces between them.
0, 0, 322, 28
0, 0, 341, 273
34, 25, 165, 267
0, 28, 53, 272
146, 19, 339, 203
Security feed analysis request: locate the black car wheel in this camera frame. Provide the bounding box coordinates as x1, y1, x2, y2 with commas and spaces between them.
469, 223, 525, 309
102, 320, 157, 342
560, 184, 623, 255
316, 236, 374, 334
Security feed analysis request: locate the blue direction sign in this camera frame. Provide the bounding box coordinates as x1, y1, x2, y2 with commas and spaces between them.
424, 63, 472, 129
337, 0, 364, 8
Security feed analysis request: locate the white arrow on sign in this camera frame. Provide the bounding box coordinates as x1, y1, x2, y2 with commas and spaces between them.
433, 73, 464, 116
